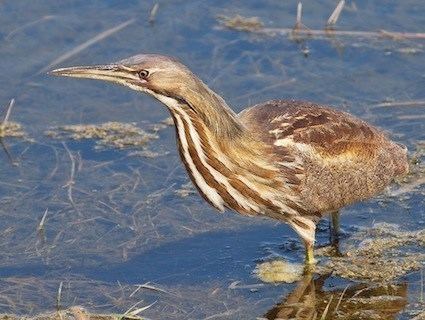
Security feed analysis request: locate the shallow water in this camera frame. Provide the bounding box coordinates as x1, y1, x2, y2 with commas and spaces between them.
0, 0, 424, 319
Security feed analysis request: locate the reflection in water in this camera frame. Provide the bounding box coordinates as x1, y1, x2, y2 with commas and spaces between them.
264, 273, 407, 320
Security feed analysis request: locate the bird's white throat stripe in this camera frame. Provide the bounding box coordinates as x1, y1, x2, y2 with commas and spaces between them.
177, 110, 261, 213
174, 113, 225, 211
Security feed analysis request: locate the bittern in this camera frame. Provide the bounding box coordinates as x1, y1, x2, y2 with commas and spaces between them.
51, 54, 409, 264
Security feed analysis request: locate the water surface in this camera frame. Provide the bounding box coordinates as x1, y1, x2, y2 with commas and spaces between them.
0, 0, 424, 319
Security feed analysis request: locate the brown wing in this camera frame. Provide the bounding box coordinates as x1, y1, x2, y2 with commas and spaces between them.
239, 99, 382, 156
239, 99, 408, 213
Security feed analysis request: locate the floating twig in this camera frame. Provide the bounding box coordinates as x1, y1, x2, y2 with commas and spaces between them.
238, 25, 425, 40
5, 15, 56, 40
56, 281, 63, 310
130, 282, 170, 297
327, 0, 345, 27
373, 100, 425, 108
228, 281, 265, 290
40, 19, 135, 73
37, 208, 48, 232
149, 3, 159, 25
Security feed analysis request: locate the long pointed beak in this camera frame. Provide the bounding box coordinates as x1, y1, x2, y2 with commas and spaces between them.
49, 65, 138, 82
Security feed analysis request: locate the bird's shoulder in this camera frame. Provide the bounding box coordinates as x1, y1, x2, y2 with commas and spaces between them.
238, 99, 384, 157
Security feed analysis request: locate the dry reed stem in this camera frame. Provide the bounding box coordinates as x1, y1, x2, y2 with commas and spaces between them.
134, 283, 170, 296
62, 142, 82, 216
412, 311, 425, 320
333, 285, 349, 314
125, 300, 156, 318
327, 0, 345, 26
5, 15, 56, 40
295, 2, 302, 29
0, 99, 21, 165
2, 99, 14, 124
320, 295, 333, 320
421, 268, 424, 303
149, 3, 159, 25
56, 281, 63, 310
258, 27, 425, 40
219, 9, 425, 40
37, 209, 48, 232
40, 19, 135, 73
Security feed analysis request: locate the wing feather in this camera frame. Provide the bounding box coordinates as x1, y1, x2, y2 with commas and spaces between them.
239, 99, 383, 159
239, 99, 408, 213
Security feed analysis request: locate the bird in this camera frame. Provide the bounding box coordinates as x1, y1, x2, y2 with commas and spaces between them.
51, 54, 409, 264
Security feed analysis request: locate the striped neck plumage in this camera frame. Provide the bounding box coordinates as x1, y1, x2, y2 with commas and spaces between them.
148, 82, 303, 217
151, 76, 245, 141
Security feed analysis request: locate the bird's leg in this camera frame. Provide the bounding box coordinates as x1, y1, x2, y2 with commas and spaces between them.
330, 210, 340, 242
304, 240, 315, 265
291, 217, 317, 265
328, 210, 345, 257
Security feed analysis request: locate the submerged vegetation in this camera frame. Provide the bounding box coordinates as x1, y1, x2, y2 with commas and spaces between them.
0, 0, 424, 319
0, 99, 26, 139
318, 223, 425, 281
0, 121, 25, 139
218, 1, 425, 41
256, 223, 425, 284
217, 14, 263, 32
45, 122, 158, 150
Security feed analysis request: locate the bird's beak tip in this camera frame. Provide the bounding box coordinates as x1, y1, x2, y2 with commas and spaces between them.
48, 67, 70, 76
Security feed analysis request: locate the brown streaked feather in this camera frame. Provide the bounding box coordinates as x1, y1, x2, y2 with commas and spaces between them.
177, 111, 252, 214
181, 108, 291, 216
240, 100, 379, 153
171, 113, 222, 211
239, 99, 409, 213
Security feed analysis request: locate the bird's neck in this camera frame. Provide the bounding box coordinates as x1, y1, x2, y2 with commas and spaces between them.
152, 76, 244, 140
181, 79, 245, 140
159, 86, 288, 213
153, 78, 276, 167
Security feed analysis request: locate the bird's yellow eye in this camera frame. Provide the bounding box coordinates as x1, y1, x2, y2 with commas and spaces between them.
138, 70, 149, 79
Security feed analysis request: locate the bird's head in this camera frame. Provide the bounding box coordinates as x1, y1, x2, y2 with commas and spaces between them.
51, 54, 197, 103
51, 53, 243, 138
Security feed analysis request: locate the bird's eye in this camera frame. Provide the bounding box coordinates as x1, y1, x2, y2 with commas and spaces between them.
138, 70, 149, 80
